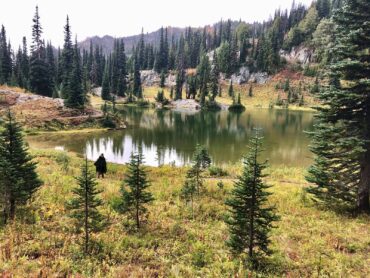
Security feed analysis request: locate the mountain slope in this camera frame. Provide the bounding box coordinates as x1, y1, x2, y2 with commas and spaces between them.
78, 27, 186, 55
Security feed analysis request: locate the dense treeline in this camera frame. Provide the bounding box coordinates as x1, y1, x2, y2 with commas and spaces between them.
0, 1, 343, 107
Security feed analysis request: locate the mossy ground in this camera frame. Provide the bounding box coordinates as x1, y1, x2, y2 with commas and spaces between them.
0, 150, 369, 277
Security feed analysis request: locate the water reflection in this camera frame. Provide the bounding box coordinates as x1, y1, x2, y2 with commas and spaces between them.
28, 107, 314, 167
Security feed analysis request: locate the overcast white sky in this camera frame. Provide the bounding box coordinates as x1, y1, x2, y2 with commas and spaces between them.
1, 0, 314, 47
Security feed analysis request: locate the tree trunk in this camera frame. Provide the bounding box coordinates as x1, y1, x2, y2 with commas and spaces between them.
136, 201, 140, 229
84, 160, 89, 254
248, 138, 258, 259
358, 152, 370, 212
9, 197, 15, 221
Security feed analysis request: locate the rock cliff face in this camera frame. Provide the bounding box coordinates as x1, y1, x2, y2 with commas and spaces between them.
141, 70, 177, 87
140, 67, 270, 87
229, 67, 270, 85
280, 46, 313, 65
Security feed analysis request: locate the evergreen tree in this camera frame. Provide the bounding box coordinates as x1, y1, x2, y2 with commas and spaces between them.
230, 34, 239, 73
185, 145, 211, 195
283, 78, 290, 92
138, 29, 145, 69
29, 7, 53, 96
60, 16, 74, 99
133, 58, 142, 98
20, 37, 29, 89
210, 65, 219, 101
307, 0, 370, 211
217, 41, 232, 76
46, 42, 56, 92
197, 54, 211, 106
0, 110, 42, 224
316, 0, 331, 19
228, 81, 234, 97
116, 152, 154, 229
175, 69, 185, 100
65, 40, 84, 108
117, 39, 127, 97
181, 173, 197, 219
101, 63, 110, 100
0, 25, 12, 85
225, 130, 278, 265
66, 158, 104, 254
170, 86, 174, 100
160, 71, 166, 88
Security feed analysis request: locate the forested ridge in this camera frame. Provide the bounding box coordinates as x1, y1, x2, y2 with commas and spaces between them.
1, 0, 341, 104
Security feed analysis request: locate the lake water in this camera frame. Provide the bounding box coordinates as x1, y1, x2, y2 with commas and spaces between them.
28, 107, 315, 167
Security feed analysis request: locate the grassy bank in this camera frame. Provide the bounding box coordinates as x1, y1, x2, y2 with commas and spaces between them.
0, 149, 368, 277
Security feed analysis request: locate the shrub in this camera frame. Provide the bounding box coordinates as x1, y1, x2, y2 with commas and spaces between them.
191, 242, 212, 268
303, 65, 318, 77
209, 166, 228, 177
55, 152, 71, 172
100, 116, 116, 128
202, 100, 221, 111
136, 99, 150, 107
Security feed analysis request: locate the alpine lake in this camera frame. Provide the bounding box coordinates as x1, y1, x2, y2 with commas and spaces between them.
27, 106, 315, 167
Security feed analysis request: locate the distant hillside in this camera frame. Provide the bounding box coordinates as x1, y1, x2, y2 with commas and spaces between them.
78, 21, 246, 56
78, 27, 186, 56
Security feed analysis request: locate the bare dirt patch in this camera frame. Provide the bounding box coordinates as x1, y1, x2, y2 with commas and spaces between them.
0, 87, 102, 129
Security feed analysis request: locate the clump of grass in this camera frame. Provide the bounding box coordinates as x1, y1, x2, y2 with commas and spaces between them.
209, 165, 229, 177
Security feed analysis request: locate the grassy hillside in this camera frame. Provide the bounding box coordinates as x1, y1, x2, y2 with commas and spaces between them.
1, 150, 368, 277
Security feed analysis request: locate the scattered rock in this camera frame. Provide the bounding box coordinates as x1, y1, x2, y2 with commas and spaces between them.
171, 99, 201, 111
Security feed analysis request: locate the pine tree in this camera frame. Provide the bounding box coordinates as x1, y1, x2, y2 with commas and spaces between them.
185, 145, 211, 195
20, 37, 29, 89
283, 78, 290, 92
225, 130, 278, 265
29, 6, 53, 96
60, 16, 74, 99
65, 40, 84, 108
117, 39, 127, 97
197, 54, 210, 106
170, 86, 174, 99
228, 81, 234, 97
66, 158, 104, 254
116, 152, 154, 229
133, 58, 142, 98
138, 29, 145, 69
181, 174, 197, 219
0, 110, 42, 224
239, 37, 250, 65
210, 65, 219, 101
307, 0, 370, 212
160, 71, 166, 88
101, 63, 110, 100
175, 69, 184, 100
249, 85, 253, 97
46, 42, 56, 93
0, 25, 12, 85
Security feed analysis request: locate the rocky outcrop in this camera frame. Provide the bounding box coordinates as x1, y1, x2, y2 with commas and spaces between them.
229, 67, 270, 85
141, 70, 160, 86
141, 70, 177, 87
280, 46, 313, 65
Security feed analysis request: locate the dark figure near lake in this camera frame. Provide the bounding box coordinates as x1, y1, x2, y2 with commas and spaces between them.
94, 154, 107, 178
